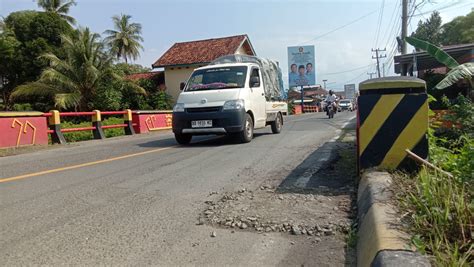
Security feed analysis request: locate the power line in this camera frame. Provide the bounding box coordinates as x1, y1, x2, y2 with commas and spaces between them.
372, 48, 387, 78
373, 0, 386, 48
367, 71, 377, 79
320, 63, 376, 76
411, 0, 471, 17
332, 68, 371, 88
381, 1, 401, 49
298, 7, 383, 45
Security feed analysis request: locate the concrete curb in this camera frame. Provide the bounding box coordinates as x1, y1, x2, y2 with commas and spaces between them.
357, 171, 431, 267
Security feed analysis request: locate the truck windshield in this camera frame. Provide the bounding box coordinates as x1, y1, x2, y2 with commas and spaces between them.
186, 66, 248, 91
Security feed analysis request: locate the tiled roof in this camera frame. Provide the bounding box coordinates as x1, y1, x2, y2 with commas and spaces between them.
152, 35, 252, 68
125, 71, 162, 80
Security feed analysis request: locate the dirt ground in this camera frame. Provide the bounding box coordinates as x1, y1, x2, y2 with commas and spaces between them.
200, 130, 359, 266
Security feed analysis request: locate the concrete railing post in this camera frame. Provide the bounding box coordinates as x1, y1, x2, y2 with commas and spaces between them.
123, 109, 135, 135
92, 110, 105, 139
48, 110, 66, 144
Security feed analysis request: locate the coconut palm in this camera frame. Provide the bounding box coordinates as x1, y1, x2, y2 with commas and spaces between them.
12, 28, 144, 111
104, 14, 144, 63
36, 0, 77, 24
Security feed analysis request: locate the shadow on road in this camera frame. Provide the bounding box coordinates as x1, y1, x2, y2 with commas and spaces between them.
277, 140, 357, 196
276, 129, 358, 266
136, 131, 273, 148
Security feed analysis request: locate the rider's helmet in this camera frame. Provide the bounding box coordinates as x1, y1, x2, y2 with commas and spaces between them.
329, 90, 333, 95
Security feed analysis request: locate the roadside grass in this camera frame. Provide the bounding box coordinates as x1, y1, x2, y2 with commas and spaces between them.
394, 167, 472, 266
393, 128, 473, 265
346, 225, 358, 248
62, 117, 125, 142
337, 128, 359, 250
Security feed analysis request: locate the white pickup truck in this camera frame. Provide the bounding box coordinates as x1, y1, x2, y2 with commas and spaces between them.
172, 55, 288, 144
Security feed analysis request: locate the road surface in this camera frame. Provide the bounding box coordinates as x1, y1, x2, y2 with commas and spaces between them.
0, 112, 356, 266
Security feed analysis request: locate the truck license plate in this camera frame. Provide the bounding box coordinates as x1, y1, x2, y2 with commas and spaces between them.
191, 120, 212, 128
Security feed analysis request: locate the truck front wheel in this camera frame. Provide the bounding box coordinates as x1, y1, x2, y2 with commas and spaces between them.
271, 112, 282, 134
175, 133, 192, 145
238, 113, 254, 143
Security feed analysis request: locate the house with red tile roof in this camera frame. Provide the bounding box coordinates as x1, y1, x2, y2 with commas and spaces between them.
151, 34, 256, 102
125, 71, 166, 91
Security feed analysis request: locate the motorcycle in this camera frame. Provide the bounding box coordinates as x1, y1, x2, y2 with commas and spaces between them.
326, 101, 336, 119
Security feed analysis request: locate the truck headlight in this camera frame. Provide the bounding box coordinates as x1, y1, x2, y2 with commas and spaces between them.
173, 103, 185, 112
223, 99, 245, 110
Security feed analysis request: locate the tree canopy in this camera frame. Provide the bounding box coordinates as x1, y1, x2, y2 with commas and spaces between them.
440, 10, 474, 46
104, 14, 144, 63
411, 10, 474, 47
12, 28, 145, 111
410, 11, 443, 47
0, 11, 72, 110
36, 0, 77, 24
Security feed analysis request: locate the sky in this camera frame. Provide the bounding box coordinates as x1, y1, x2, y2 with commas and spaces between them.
1, 0, 473, 91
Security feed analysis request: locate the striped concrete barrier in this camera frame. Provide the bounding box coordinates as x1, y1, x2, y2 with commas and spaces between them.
357, 77, 429, 171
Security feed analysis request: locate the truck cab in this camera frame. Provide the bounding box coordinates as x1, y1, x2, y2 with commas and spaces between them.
172, 62, 287, 144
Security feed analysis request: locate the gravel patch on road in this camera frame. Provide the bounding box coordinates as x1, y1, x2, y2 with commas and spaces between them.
199, 133, 358, 265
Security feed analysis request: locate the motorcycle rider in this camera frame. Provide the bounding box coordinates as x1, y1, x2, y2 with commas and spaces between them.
324, 90, 338, 115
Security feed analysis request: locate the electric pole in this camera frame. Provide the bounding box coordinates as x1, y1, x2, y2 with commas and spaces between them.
401, 0, 408, 55
372, 48, 387, 78
400, 0, 409, 76
382, 63, 386, 77
367, 72, 377, 79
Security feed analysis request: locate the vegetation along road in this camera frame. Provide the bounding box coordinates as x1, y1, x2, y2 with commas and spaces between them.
0, 112, 357, 266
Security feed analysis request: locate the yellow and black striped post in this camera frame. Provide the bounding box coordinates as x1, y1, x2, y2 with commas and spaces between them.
48, 110, 66, 144
357, 77, 428, 171
92, 110, 105, 140
123, 109, 135, 135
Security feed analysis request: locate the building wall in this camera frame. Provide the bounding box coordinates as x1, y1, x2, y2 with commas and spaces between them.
235, 45, 247, 55
164, 65, 201, 103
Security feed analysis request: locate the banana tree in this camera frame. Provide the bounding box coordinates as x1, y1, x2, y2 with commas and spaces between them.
405, 36, 473, 97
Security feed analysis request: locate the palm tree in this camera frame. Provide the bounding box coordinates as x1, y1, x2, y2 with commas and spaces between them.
36, 0, 77, 24
12, 28, 144, 111
104, 14, 144, 63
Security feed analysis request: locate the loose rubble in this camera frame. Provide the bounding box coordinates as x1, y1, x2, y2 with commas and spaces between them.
199, 187, 354, 237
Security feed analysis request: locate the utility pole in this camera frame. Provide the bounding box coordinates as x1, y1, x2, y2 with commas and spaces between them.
367, 72, 377, 79
372, 48, 387, 78
382, 63, 386, 77
401, 0, 408, 55
401, 0, 409, 76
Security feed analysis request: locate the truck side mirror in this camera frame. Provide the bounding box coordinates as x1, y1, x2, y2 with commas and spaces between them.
250, 76, 260, 87
180, 82, 186, 91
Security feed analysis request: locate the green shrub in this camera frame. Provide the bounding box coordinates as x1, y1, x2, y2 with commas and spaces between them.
12, 103, 33, 111
444, 95, 474, 138
62, 117, 125, 142
149, 91, 173, 110
94, 82, 123, 111
287, 101, 294, 115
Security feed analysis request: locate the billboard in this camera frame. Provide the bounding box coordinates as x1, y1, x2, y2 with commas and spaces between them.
287, 46, 315, 88
344, 84, 356, 99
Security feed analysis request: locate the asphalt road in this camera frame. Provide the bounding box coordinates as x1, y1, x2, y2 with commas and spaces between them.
0, 111, 356, 266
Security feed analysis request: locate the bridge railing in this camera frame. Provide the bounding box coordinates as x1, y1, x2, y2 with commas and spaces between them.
0, 109, 173, 148
292, 105, 320, 114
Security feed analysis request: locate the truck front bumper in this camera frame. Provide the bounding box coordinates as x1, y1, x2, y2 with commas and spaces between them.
172, 108, 246, 135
